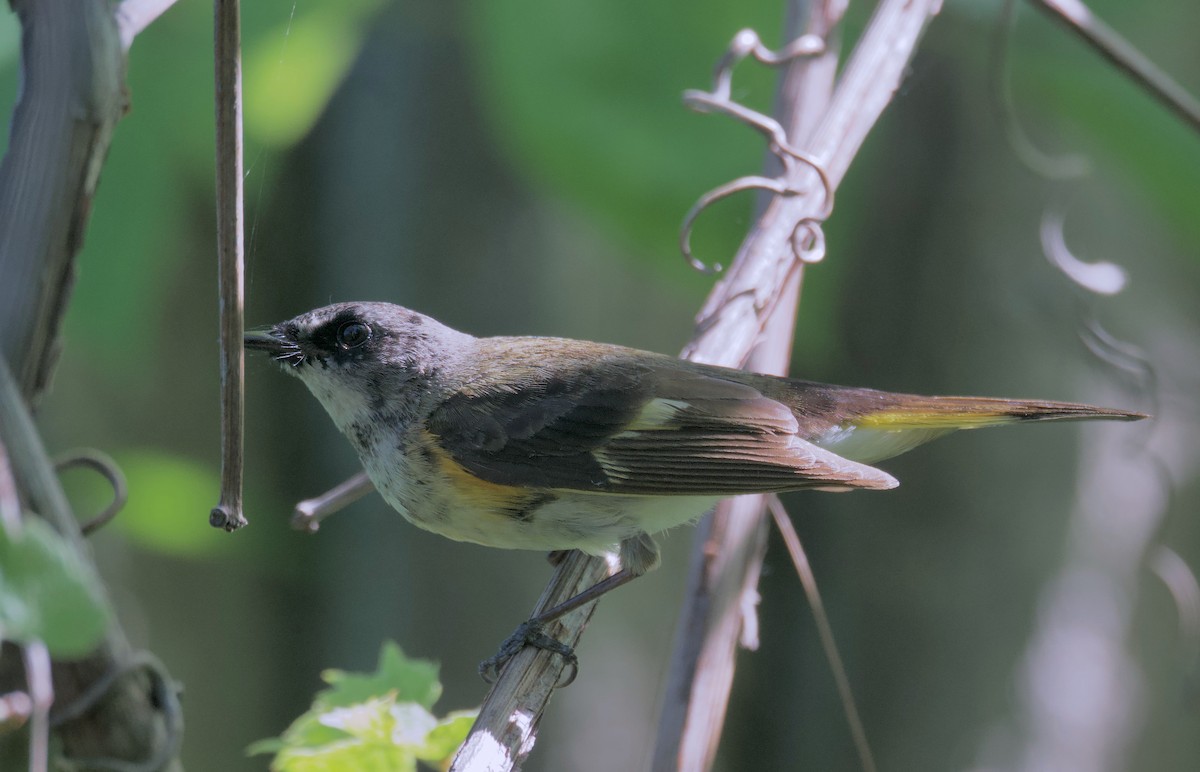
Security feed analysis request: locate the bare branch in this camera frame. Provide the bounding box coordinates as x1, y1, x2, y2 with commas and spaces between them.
292, 471, 374, 533
655, 1, 941, 768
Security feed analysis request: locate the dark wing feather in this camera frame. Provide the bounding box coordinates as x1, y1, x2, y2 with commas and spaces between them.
425, 351, 897, 495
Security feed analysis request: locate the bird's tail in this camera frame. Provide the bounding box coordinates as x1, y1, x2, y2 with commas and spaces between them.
850, 395, 1146, 430
812, 392, 1146, 465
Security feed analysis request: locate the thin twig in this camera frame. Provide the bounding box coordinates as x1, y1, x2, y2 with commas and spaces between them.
767, 495, 875, 772
291, 471, 374, 533
24, 641, 53, 772
210, 0, 249, 532
1028, 0, 1200, 134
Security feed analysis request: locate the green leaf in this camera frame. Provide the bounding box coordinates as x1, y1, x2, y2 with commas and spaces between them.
0, 519, 109, 656
251, 642, 477, 770
317, 641, 441, 711
270, 698, 418, 772
249, 710, 354, 758
246, 738, 287, 756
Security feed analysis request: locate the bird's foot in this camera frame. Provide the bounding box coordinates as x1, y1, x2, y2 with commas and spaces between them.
478, 620, 578, 687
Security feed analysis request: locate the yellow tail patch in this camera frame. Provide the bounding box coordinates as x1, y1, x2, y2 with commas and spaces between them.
854, 410, 1018, 430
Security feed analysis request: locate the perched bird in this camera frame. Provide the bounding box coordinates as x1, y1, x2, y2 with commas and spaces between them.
245, 301, 1144, 671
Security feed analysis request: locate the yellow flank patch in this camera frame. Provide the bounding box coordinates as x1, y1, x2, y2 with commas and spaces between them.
854, 409, 1018, 430
421, 431, 531, 513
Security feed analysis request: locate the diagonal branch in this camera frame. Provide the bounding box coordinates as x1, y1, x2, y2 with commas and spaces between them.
655, 1, 941, 768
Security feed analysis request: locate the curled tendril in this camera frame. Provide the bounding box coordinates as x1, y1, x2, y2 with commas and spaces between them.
681, 150, 834, 275
1040, 210, 1126, 296
54, 449, 128, 536
681, 176, 798, 274
791, 218, 827, 264
681, 29, 835, 274
709, 29, 825, 102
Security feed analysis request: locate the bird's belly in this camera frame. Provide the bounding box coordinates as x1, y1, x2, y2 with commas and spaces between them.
510, 492, 720, 555
358, 435, 717, 555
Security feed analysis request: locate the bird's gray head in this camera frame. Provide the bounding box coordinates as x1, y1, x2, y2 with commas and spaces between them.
245, 302, 473, 431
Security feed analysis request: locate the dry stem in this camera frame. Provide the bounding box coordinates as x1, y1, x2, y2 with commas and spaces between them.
209, 0, 249, 532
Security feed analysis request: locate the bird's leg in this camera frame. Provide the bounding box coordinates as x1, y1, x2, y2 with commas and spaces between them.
477, 569, 638, 686
479, 534, 659, 685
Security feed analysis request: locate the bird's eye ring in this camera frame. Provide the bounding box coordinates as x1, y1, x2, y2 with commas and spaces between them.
336, 321, 371, 349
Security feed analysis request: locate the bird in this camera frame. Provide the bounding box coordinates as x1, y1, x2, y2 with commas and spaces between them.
244, 301, 1145, 675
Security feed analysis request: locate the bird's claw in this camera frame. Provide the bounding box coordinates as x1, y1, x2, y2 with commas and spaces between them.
478, 620, 579, 687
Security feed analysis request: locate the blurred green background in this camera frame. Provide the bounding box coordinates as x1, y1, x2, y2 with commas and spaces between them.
3, 0, 1198, 769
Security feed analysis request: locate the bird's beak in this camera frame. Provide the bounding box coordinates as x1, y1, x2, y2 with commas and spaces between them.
244, 328, 287, 356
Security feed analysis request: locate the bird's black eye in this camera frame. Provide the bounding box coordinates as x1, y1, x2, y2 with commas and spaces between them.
336, 321, 371, 349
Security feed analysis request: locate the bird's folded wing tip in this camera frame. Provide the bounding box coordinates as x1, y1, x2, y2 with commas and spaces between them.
852, 467, 899, 490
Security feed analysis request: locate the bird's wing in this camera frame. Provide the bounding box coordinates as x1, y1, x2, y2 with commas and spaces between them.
425, 358, 897, 495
